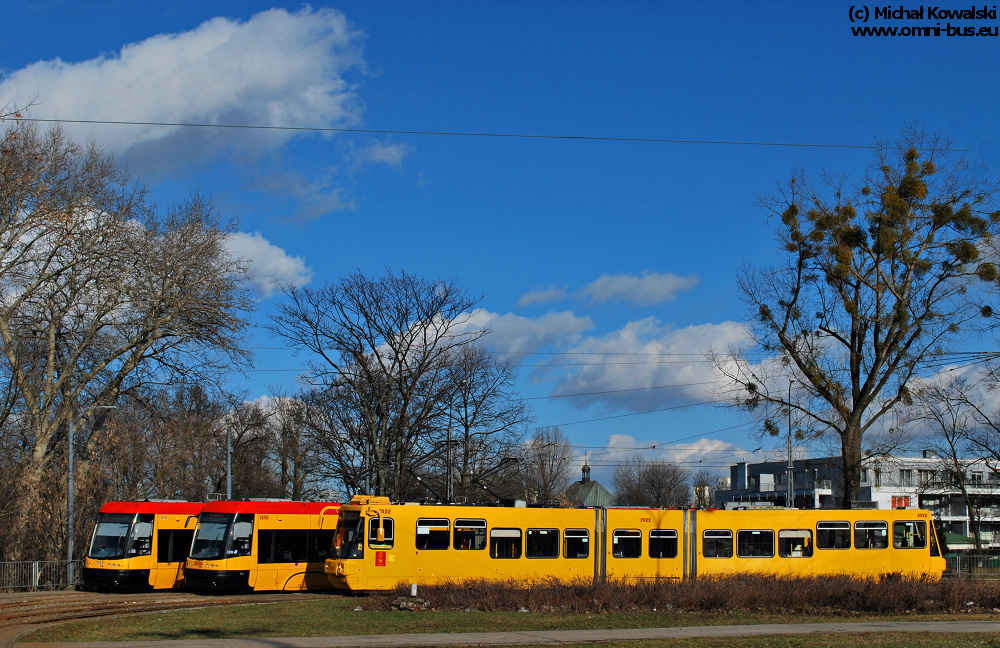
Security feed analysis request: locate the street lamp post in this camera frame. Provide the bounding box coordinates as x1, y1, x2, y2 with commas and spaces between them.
787, 381, 794, 509
226, 426, 232, 500
446, 379, 466, 504
446, 416, 453, 504
67, 404, 116, 587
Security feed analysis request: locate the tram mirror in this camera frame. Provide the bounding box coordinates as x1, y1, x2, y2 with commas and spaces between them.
377, 525, 385, 542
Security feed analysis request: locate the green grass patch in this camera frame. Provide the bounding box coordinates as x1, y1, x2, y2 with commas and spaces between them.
24, 597, 1000, 643
530, 637, 1000, 648
26, 576, 1000, 644
27, 599, 751, 642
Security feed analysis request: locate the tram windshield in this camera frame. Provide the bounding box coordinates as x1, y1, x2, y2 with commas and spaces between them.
334, 511, 365, 559
88, 513, 134, 559
190, 512, 234, 560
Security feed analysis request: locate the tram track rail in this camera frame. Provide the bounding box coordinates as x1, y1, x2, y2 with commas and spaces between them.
0, 590, 336, 645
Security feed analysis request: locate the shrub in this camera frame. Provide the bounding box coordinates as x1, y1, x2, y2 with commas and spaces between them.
361, 575, 1000, 615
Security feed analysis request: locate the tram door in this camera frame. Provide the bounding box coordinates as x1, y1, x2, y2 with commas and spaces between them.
152, 518, 195, 589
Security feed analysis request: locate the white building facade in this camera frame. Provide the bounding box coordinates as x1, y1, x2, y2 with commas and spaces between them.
715, 451, 1000, 547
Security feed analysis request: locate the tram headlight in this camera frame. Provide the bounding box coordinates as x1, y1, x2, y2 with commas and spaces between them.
336, 563, 345, 576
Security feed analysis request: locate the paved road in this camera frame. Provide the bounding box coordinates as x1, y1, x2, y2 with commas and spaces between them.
12, 621, 1000, 647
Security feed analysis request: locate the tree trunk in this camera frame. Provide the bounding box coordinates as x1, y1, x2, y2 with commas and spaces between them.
840, 427, 862, 508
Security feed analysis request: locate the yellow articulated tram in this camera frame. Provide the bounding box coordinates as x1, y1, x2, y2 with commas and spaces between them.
82, 500, 204, 592
325, 496, 946, 591
184, 500, 341, 592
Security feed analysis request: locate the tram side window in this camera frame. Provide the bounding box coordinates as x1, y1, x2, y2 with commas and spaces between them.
703, 530, 733, 558
258, 530, 309, 563
564, 529, 589, 559
893, 521, 927, 549
526, 529, 559, 558
416, 518, 450, 550
490, 528, 522, 559
612, 529, 641, 558
778, 529, 813, 558
157, 529, 194, 563
259, 531, 273, 563
129, 514, 154, 556
649, 530, 678, 559
816, 521, 851, 549
258, 530, 276, 563
930, 523, 942, 557
855, 521, 889, 549
368, 517, 395, 549
454, 518, 487, 550
737, 530, 774, 558
309, 530, 336, 561
229, 513, 254, 557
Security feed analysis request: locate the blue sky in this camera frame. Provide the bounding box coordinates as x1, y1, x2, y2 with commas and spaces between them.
2, 2, 998, 483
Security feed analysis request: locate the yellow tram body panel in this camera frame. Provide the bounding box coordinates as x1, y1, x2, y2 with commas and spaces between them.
184, 500, 340, 592
326, 498, 600, 590
604, 508, 686, 581
82, 500, 203, 592
692, 508, 945, 580
326, 496, 946, 591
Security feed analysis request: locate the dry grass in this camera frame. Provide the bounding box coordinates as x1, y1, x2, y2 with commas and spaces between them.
361, 575, 1000, 615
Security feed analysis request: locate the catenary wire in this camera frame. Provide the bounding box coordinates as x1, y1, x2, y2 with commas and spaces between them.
10, 117, 971, 151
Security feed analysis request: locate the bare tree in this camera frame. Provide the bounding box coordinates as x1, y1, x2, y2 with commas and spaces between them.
692, 469, 719, 508
0, 122, 253, 558
100, 384, 228, 502
519, 426, 574, 505
712, 125, 1000, 505
255, 392, 327, 501
612, 455, 691, 507
430, 344, 530, 502
270, 269, 484, 501
299, 383, 371, 498
76, 385, 285, 504
905, 376, 989, 547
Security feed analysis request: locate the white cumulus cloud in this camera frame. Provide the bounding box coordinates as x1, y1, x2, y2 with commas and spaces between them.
579, 435, 746, 486
358, 142, 411, 168
604, 434, 745, 465
226, 231, 311, 298
547, 318, 749, 411
518, 285, 569, 308
0, 7, 365, 170
581, 272, 698, 305
457, 308, 595, 356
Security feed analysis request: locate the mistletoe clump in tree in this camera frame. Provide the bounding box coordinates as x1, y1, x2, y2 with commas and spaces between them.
715, 125, 1000, 506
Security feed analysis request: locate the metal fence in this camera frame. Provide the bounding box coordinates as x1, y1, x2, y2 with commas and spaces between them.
0, 560, 79, 591
946, 554, 1000, 578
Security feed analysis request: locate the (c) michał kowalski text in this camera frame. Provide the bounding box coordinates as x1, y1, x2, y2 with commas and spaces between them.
872, 5, 996, 20
848, 5, 998, 36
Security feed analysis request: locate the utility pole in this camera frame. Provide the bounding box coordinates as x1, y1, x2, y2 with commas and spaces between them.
787, 380, 794, 509
67, 416, 75, 585
446, 418, 453, 504
446, 380, 465, 504
226, 425, 232, 499
364, 442, 370, 495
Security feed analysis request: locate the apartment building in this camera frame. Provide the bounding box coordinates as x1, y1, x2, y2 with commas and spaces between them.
715, 451, 1000, 547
